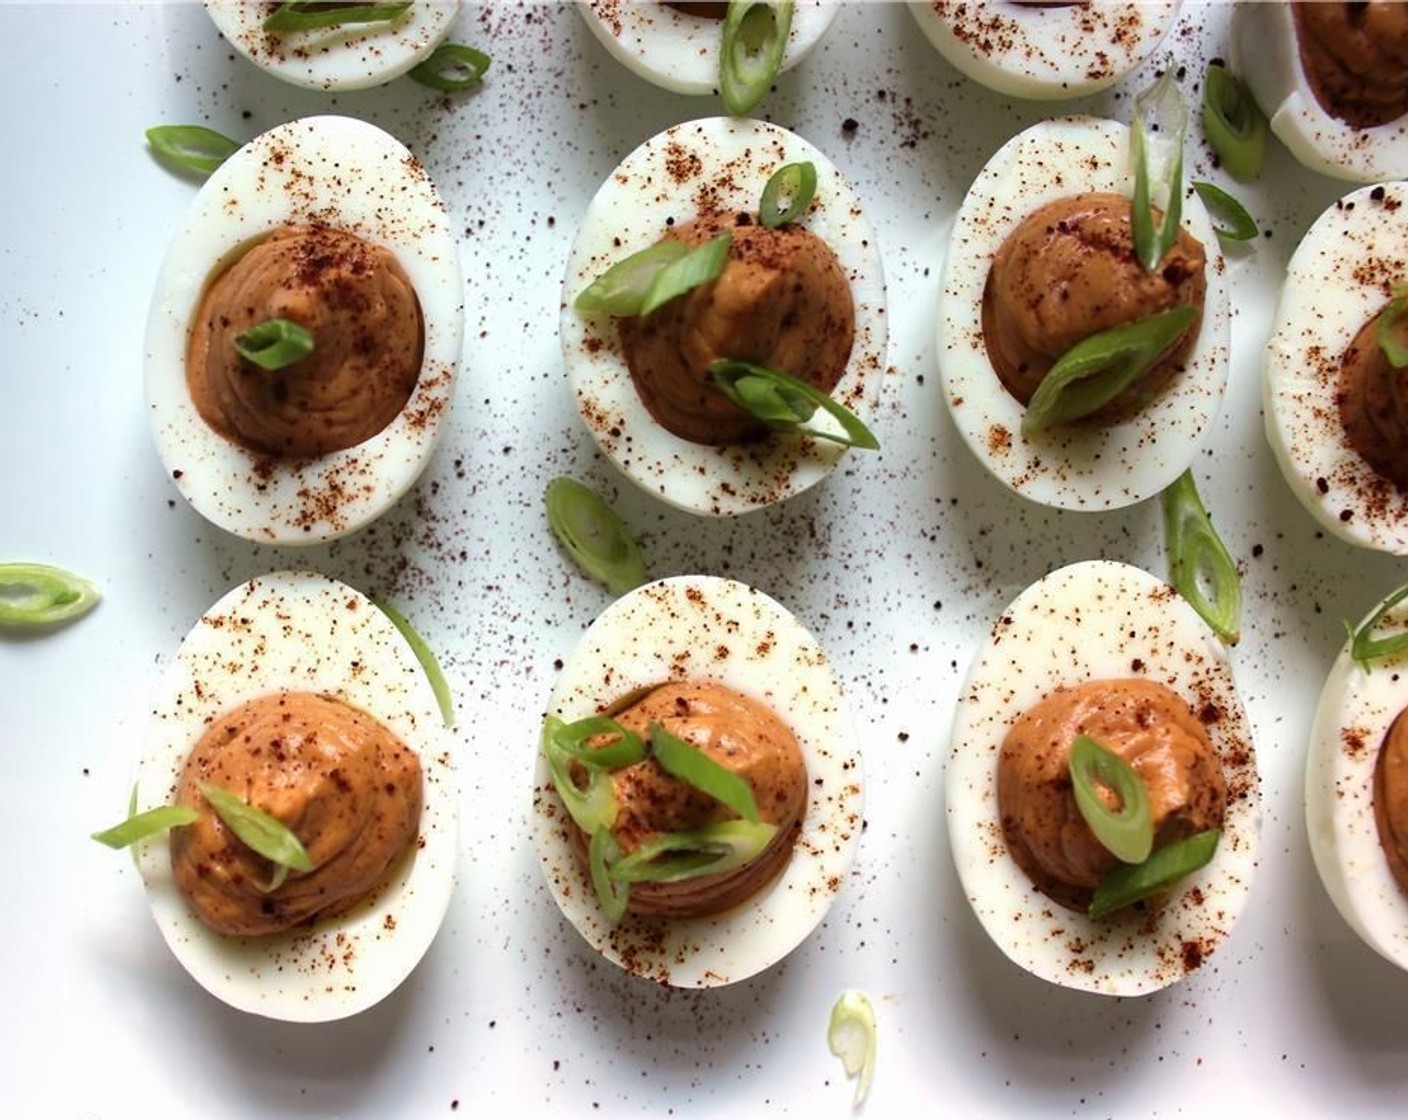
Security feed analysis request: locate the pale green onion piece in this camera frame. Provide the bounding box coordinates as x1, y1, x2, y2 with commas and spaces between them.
542, 716, 619, 834
759, 161, 817, 229
640, 232, 733, 317
608, 820, 778, 883
0, 562, 100, 628
589, 825, 631, 923
1377, 286, 1408, 369
1068, 735, 1153, 865
574, 242, 690, 316
827, 990, 877, 1107
720, 1, 793, 117
91, 804, 199, 849
649, 723, 760, 823
374, 599, 456, 729
145, 125, 239, 176
544, 476, 647, 596
1088, 829, 1220, 919
199, 783, 314, 873
408, 43, 491, 92
1131, 68, 1188, 273
548, 715, 647, 770
1192, 181, 1258, 242
1162, 468, 1241, 645
264, 1, 411, 32
1021, 306, 1195, 435
1201, 64, 1267, 182
1350, 581, 1408, 670
710, 360, 880, 449
233, 318, 314, 371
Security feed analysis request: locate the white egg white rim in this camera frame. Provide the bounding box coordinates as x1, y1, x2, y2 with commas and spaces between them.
909, 0, 1180, 100
144, 115, 463, 546
1306, 592, 1408, 972
576, 0, 839, 95
938, 116, 1230, 512
133, 570, 458, 1022
204, 0, 461, 91
531, 575, 863, 988
946, 559, 1260, 996
1263, 181, 1408, 555
561, 115, 887, 517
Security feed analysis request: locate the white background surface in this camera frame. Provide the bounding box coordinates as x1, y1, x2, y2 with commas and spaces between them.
2, 2, 1406, 1116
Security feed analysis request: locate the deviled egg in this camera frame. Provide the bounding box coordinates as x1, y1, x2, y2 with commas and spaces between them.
145, 115, 463, 545
947, 560, 1260, 996
133, 571, 458, 1021
561, 115, 887, 516
531, 575, 863, 987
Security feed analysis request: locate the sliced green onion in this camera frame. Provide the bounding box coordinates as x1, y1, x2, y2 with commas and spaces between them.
640, 232, 732, 317
542, 716, 619, 834
1350, 581, 1408, 670
608, 820, 778, 883
1192, 181, 1258, 242
264, 1, 412, 33
1088, 829, 1220, 919
1068, 735, 1153, 865
548, 715, 647, 770
1021, 306, 1195, 435
1377, 285, 1408, 369
544, 476, 647, 596
1201, 64, 1267, 182
1162, 468, 1241, 645
198, 783, 314, 873
0, 562, 100, 628
827, 990, 877, 1107
91, 803, 199, 849
720, 1, 793, 117
408, 43, 491, 92
588, 825, 630, 923
374, 599, 455, 729
1131, 69, 1188, 273
710, 360, 880, 449
233, 318, 314, 371
649, 723, 760, 823
574, 242, 690, 316
145, 125, 239, 176
759, 161, 817, 229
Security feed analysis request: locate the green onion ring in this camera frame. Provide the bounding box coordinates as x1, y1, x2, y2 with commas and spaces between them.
199, 783, 314, 873
548, 715, 647, 770
1162, 468, 1242, 645
640, 232, 733, 317
91, 803, 199, 849
574, 241, 690, 316
1068, 735, 1153, 865
649, 722, 760, 823
0, 562, 101, 628
544, 476, 647, 596
1350, 581, 1408, 670
1021, 306, 1195, 435
1192, 181, 1258, 242
1377, 286, 1408, 369
145, 125, 239, 176
542, 716, 619, 834
264, 1, 412, 33
608, 820, 778, 883
1088, 829, 1221, 919
588, 825, 631, 922
759, 161, 817, 229
1131, 69, 1188, 273
233, 318, 314, 371
827, 991, 877, 1107
710, 360, 880, 449
1201, 64, 1267, 182
720, 1, 794, 117
408, 43, 491, 93
374, 598, 456, 729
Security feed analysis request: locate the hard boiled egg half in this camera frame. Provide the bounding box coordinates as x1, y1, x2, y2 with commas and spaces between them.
561, 115, 887, 516
204, 0, 462, 91
947, 560, 1260, 996
938, 115, 1230, 511
133, 571, 457, 1022
531, 575, 863, 987
145, 115, 463, 545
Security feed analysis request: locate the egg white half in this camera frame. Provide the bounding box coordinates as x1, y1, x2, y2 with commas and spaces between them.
947, 559, 1260, 996
938, 115, 1230, 511
1263, 181, 1408, 554
561, 115, 887, 516
1231, 4, 1408, 184
910, 0, 1181, 100
531, 575, 863, 987
204, 0, 461, 91
134, 571, 457, 1022
576, 0, 839, 96
1307, 587, 1408, 972
145, 115, 463, 545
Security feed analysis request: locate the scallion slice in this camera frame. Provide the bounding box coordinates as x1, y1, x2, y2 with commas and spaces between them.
91, 803, 199, 849
589, 825, 631, 923
0, 562, 100, 628
199, 783, 314, 873
1162, 468, 1241, 645
710, 360, 880, 449
1201, 64, 1267, 182
233, 318, 314, 371
544, 476, 647, 596
640, 232, 733, 316
1377, 286, 1408, 369
1131, 69, 1188, 273
374, 599, 456, 729
827, 990, 877, 1107
1192, 181, 1258, 242
264, 1, 412, 33
548, 715, 647, 770
759, 160, 817, 229
542, 716, 619, 834
574, 242, 690, 316
608, 820, 778, 883
1021, 306, 1195, 435
1088, 829, 1220, 919
1350, 581, 1408, 670
649, 723, 760, 823
1069, 735, 1153, 865
408, 42, 491, 92
720, 1, 793, 117
145, 125, 239, 176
